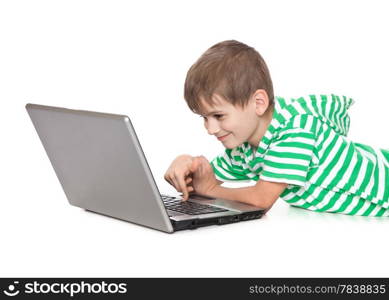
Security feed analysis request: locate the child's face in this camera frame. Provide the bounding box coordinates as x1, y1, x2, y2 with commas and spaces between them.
198, 92, 271, 149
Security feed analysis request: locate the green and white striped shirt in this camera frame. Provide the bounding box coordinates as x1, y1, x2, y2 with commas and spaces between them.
211, 94, 389, 217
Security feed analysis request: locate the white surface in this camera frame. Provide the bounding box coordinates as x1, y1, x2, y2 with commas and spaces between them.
1, 0, 389, 277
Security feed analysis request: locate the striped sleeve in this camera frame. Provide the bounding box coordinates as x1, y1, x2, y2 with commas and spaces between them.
261, 128, 317, 186
210, 148, 253, 181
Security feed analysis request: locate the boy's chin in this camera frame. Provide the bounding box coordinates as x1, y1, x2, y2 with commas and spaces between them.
221, 140, 242, 149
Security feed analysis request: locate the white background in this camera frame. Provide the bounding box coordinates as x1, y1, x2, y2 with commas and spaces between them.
1, 0, 389, 277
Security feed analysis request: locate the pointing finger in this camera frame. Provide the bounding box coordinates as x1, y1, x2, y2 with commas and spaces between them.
175, 173, 189, 201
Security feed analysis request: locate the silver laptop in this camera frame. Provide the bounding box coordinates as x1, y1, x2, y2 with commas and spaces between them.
26, 103, 265, 233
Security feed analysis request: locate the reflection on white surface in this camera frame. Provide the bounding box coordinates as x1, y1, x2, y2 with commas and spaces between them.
283, 202, 389, 224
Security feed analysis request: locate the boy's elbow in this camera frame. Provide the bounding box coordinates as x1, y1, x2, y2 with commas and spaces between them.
250, 191, 280, 212
251, 199, 274, 211
250, 180, 286, 211
261, 201, 276, 214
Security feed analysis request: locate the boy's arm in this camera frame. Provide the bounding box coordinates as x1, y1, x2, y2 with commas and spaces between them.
191, 156, 287, 210
207, 180, 287, 210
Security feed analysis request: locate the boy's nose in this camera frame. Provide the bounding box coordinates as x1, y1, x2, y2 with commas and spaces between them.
205, 119, 220, 135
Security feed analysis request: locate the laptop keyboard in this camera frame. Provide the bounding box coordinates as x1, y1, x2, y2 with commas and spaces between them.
161, 195, 228, 215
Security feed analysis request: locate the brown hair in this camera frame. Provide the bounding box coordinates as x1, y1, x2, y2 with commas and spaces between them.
184, 40, 274, 114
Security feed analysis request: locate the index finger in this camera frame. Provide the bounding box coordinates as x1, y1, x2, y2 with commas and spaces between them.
175, 173, 189, 201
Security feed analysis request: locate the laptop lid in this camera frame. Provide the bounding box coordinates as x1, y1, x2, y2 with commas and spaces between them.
26, 103, 174, 233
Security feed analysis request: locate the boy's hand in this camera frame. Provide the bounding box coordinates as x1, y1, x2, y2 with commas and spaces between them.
190, 156, 220, 197
164, 154, 196, 201
164, 155, 221, 201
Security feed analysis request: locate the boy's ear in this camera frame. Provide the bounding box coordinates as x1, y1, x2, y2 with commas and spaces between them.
252, 89, 269, 116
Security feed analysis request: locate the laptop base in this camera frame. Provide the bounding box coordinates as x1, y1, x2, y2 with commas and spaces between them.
171, 210, 264, 231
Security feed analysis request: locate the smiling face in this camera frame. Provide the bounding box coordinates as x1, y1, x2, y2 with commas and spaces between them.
197, 90, 273, 149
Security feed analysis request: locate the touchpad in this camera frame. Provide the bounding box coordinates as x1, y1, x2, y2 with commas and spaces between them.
189, 194, 217, 201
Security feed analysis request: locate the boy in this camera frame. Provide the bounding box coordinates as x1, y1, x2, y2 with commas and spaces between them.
164, 40, 389, 217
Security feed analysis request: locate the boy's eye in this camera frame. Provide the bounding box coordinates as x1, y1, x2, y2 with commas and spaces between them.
199, 114, 224, 120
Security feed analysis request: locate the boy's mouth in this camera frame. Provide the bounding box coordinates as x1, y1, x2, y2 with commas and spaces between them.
217, 133, 231, 141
